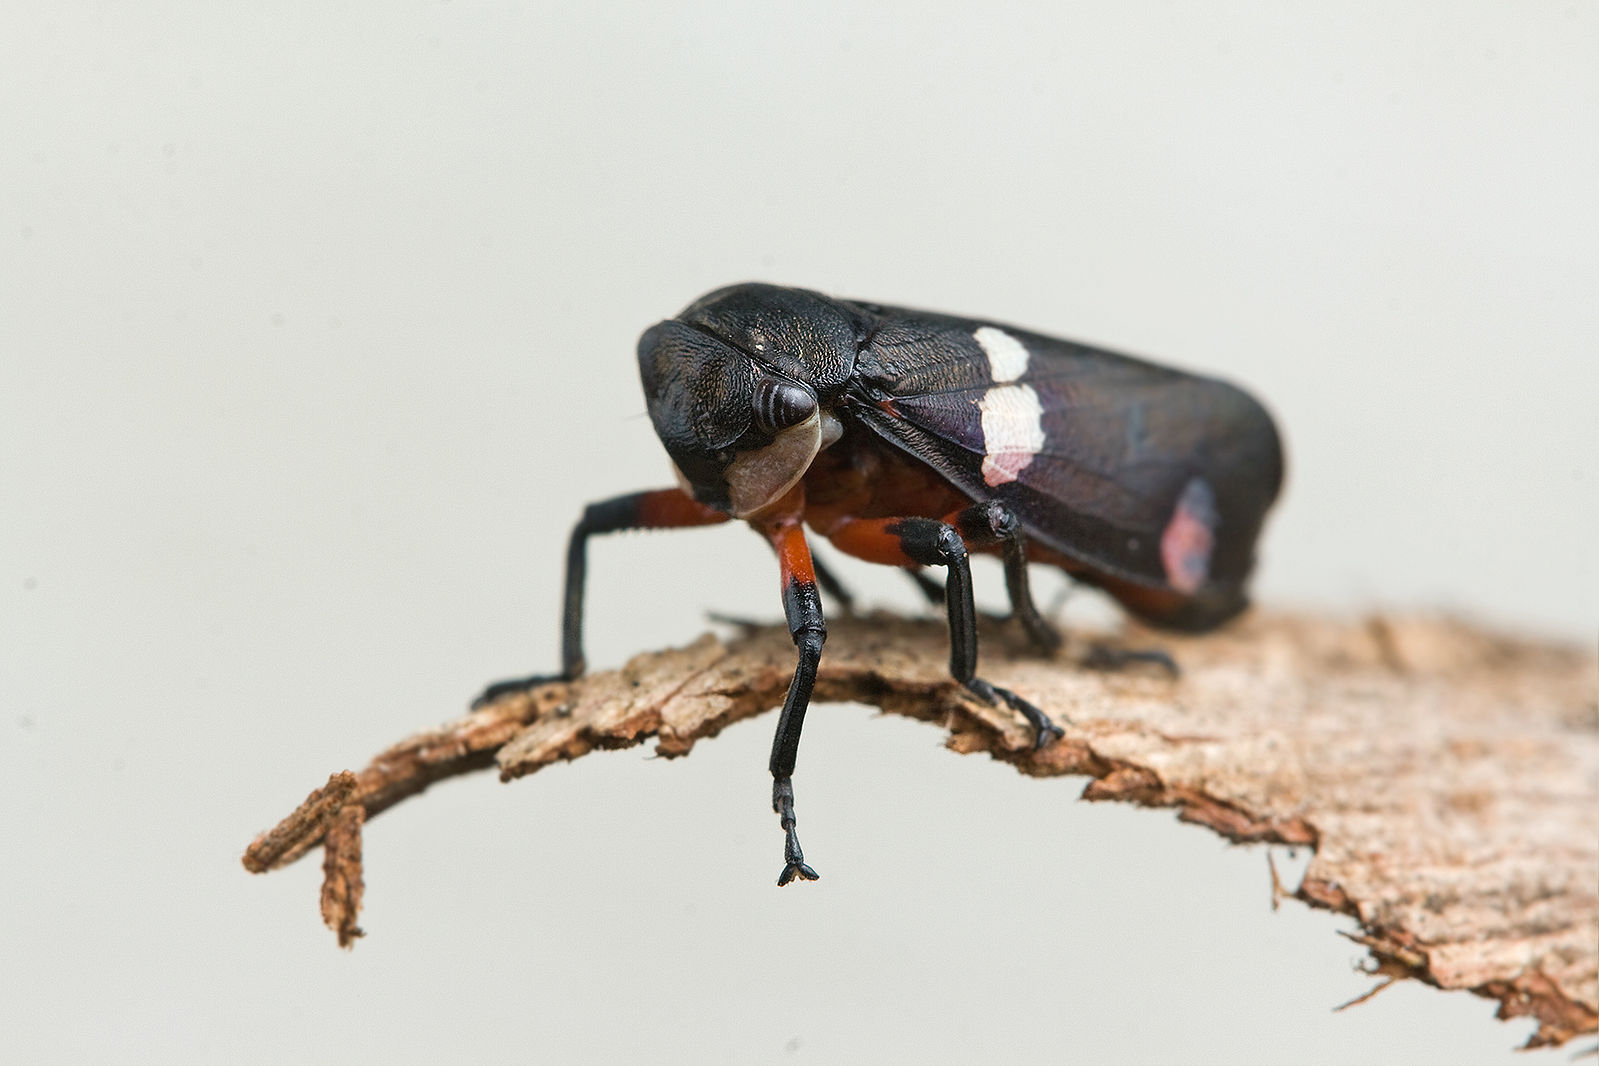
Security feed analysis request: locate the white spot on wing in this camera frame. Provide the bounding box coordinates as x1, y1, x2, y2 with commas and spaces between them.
978, 384, 1045, 486
973, 326, 1029, 383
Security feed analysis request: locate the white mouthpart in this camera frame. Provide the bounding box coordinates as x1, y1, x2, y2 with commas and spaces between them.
724, 410, 824, 518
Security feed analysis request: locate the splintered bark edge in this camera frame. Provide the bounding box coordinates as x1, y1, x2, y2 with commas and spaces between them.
241, 610, 1599, 1048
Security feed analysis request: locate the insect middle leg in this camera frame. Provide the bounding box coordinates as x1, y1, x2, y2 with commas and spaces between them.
823, 514, 1064, 749
953, 503, 1178, 677
947, 501, 1061, 654
473, 487, 730, 706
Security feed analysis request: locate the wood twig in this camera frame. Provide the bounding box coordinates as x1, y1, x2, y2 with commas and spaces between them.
241, 610, 1598, 1047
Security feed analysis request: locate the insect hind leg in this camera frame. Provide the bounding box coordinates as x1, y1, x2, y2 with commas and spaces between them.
1082, 642, 1179, 677
808, 553, 856, 615
906, 568, 947, 606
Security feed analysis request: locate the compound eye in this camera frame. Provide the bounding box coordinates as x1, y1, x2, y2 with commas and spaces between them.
752, 376, 818, 434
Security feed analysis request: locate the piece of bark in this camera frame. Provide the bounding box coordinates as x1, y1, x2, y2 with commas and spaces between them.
242, 771, 358, 874
242, 610, 1598, 1048
320, 804, 365, 948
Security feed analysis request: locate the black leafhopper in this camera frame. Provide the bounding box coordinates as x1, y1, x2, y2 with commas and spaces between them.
481, 283, 1284, 884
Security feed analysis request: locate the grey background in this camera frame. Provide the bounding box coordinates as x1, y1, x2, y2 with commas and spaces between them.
3, 3, 1595, 1063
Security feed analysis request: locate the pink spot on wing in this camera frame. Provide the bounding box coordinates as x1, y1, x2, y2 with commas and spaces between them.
1161, 478, 1218, 594
981, 449, 1034, 486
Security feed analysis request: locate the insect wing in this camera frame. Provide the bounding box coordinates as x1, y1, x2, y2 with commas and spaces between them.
847, 308, 1283, 598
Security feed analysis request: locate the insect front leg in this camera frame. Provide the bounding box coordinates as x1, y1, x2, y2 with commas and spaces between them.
948, 501, 1061, 654
825, 515, 1064, 749
473, 488, 729, 706
758, 515, 826, 886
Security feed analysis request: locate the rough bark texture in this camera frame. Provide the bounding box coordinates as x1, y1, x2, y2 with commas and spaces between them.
243, 610, 1598, 1048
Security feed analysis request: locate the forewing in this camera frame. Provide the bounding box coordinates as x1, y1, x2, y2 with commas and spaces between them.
847, 308, 1282, 592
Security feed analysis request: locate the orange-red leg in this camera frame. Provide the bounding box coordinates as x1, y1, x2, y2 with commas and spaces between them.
757, 512, 826, 885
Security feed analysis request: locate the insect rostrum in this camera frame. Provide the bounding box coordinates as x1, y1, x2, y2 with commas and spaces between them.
480, 283, 1283, 885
